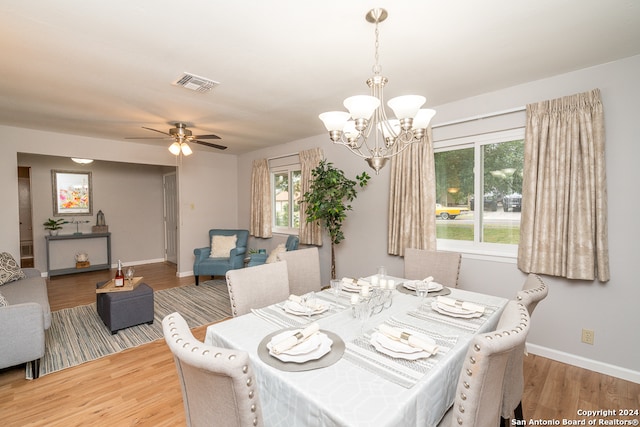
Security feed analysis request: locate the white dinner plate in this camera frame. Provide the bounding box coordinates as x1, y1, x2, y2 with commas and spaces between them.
403, 280, 443, 292
370, 331, 434, 354
341, 282, 362, 293
268, 333, 333, 363
282, 301, 328, 316
431, 301, 482, 318
370, 334, 433, 360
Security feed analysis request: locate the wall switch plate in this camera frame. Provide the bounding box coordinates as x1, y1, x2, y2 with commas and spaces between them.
581, 328, 594, 345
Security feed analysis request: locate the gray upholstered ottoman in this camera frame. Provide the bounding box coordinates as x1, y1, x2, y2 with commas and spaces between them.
96, 283, 154, 334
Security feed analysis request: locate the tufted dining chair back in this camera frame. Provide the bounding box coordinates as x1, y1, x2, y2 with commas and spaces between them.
162, 312, 262, 427
226, 261, 290, 317
439, 301, 530, 427
500, 274, 549, 425
404, 248, 462, 288
516, 273, 549, 316
277, 247, 322, 295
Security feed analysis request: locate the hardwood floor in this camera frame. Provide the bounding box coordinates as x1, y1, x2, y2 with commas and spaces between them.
1, 262, 638, 426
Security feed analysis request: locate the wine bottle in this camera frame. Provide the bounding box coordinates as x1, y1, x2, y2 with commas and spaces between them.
114, 260, 124, 287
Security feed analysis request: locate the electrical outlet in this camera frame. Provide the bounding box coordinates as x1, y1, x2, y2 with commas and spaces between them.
581, 328, 594, 345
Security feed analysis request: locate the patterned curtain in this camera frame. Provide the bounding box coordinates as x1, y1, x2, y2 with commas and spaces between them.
298, 147, 323, 245
518, 89, 609, 281
249, 158, 272, 238
388, 128, 436, 256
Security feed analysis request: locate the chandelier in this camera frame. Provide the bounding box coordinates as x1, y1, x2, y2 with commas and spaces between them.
319, 8, 436, 174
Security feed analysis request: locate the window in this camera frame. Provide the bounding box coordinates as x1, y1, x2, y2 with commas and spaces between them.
434, 129, 524, 255
271, 161, 301, 234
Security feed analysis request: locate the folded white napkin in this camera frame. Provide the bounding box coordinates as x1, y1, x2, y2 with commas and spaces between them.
356, 278, 370, 287
341, 277, 355, 284
287, 294, 324, 311
378, 324, 439, 354
437, 296, 484, 313
288, 294, 303, 304
423, 276, 434, 283
271, 323, 320, 355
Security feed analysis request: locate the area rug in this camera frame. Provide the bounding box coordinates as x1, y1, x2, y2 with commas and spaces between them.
26, 279, 231, 379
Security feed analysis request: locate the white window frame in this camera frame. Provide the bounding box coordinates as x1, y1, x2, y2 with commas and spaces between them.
270, 164, 301, 235
434, 128, 525, 261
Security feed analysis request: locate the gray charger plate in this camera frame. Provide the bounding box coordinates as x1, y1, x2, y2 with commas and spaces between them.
395, 282, 452, 297
258, 329, 345, 372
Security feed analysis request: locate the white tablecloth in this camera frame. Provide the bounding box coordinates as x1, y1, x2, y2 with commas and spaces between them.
205, 286, 507, 427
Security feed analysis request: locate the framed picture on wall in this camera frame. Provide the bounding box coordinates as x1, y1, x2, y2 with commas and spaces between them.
52, 170, 93, 216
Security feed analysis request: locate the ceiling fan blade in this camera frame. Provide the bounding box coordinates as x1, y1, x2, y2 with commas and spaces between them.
125, 136, 172, 140
193, 134, 222, 140
194, 140, 227, 150
142, 126, 171, 136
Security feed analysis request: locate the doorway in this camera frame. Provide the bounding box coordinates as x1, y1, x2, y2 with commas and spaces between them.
163, 172, 178, 264
18, 166, 34, 268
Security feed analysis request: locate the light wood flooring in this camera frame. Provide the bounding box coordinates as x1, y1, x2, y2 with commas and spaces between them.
1, 262, 638, 426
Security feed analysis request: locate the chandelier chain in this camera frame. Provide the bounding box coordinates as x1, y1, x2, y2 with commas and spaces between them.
373, 22, 381, 75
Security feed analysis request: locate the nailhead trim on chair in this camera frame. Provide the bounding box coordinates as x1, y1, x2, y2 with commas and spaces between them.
452, 302, 530, 425
164, 313, 262, 427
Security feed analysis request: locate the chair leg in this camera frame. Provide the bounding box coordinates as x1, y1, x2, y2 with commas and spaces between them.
514, 401, 524, 421
30, 359, 41, 379
195, 275, 199, 286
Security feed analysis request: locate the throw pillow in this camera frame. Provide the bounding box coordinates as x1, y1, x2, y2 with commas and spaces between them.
266, 243, 287, 263
0, 252, 26, 286
210, 235, 238, 258
0, 291, 8, 307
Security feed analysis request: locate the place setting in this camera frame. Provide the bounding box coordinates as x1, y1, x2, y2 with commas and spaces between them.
397, 275, 452, 297
369, 324, 439, 361
430, 295, 485, 319
258, 322, 345, 371
282, 293, 329, 317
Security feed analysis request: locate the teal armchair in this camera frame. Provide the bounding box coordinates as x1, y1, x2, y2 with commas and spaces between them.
193, 229, 249, 285
247, 235, 299, 267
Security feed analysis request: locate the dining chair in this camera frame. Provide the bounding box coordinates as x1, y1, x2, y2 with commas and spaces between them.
500, 274, 549, 426
162, 312, 263, 427
277, 247, 322, 295
225, 261, 290, 317
438, 300, 530, 427
403, 248, 462, 288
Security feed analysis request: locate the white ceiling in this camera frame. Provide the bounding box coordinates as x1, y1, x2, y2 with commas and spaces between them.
1, 0, 639, 155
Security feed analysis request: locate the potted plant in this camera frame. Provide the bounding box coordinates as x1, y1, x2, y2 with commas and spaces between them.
43, 218, 68, 236
301, 160, 370, 279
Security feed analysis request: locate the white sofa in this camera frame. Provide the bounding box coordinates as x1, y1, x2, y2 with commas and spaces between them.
0, 268, 51, 378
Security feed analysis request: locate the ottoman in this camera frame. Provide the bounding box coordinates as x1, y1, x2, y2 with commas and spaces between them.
96, 283, 154, 334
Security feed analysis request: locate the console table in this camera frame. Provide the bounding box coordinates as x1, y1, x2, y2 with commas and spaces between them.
45, 232, 112, 277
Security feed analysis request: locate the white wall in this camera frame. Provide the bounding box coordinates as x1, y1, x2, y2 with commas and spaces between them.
0, 127, 239, 275
237, 55, 640, 382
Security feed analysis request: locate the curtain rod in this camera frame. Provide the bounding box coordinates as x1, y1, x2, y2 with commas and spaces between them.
432, 106, 526, 129
267, 152, 299, 161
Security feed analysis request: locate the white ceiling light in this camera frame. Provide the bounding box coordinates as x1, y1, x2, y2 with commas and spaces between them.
168, 139, 192, 156
319, 8, 436, 174
71, 158, 94, 164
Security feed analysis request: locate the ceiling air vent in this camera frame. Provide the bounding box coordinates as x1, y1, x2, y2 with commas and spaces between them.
172, 72, 220, 93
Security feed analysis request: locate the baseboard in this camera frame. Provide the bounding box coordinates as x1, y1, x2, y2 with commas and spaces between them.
111, 258, 165, 268
177, 270, 193, 278
527, 343, 640, 384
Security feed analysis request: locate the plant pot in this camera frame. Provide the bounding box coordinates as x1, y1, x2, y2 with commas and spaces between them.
48, 230, 59, 236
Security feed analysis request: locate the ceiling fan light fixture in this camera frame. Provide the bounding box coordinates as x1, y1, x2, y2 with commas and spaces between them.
180, 142, 193, 156
169, 142, 182, 155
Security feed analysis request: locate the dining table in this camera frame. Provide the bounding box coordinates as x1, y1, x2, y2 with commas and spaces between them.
205, 276, 508, 427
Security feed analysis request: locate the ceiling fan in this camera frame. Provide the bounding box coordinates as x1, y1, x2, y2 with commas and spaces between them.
126, 122, 227, 155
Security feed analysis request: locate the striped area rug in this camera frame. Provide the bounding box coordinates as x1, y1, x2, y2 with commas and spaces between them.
26, 280, 231, 379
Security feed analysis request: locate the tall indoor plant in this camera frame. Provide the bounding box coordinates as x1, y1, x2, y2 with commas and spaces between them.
301, 160, 370, 279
